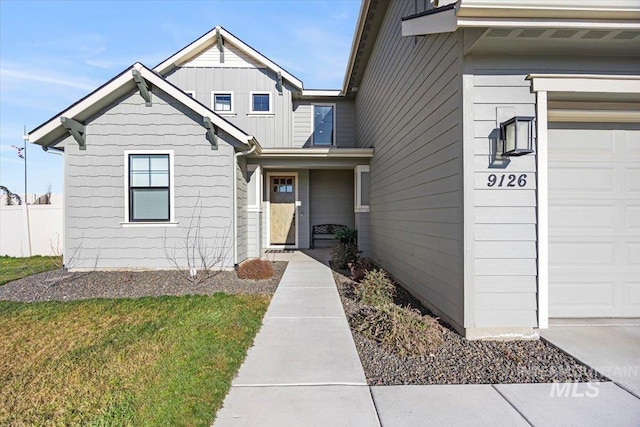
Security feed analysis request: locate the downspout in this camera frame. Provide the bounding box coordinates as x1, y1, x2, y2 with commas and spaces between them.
232, 140, 258, 267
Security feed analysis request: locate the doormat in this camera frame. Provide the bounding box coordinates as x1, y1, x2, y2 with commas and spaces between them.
264, 249, 294, 254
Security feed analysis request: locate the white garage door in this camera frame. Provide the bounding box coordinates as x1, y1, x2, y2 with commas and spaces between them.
548, 123, 640, 317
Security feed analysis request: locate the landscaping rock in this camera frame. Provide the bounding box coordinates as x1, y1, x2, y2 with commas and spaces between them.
0, 262, 287, 302
333, 270, 606, 385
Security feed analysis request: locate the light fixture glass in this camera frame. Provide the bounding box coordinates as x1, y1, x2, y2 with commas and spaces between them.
500, 116, 535, 157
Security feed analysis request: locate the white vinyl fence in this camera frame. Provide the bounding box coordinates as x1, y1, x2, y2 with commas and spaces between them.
0, 200, 63, 257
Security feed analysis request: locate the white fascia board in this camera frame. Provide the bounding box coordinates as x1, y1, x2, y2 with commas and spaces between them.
29, 62, 253, 149
459, 0, 640, 16
258, 148, 374, 158
457, 17, 640, 30
29, 68, 135, 145
527, 74, 640, 93
402, 6, 458, 36
154, 26, 303, 90
301, 90, 343, 97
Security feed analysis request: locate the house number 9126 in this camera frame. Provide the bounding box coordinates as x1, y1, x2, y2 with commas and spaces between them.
487, 174, 527, 188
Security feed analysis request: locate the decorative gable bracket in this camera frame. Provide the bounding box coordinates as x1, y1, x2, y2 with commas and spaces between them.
203, 117, 218, 150
277, 71, 283, 94
132, 69, 152, 106
60, 117, 86, 150
216, 27, 224, 63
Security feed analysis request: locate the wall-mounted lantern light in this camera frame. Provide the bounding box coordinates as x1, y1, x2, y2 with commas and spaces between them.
500, 116, 535, 157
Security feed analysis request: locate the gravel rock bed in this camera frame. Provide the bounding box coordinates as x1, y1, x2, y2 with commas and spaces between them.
333, 270, 607, 385
0, 262, 287, 302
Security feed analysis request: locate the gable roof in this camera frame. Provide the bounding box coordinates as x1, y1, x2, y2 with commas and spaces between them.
28, 63, 258, 150
154, 26, 304, 90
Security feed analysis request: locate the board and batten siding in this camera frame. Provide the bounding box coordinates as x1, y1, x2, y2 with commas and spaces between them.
165, 67, 294, 148
354, 0, 465, 332
292, 100, 356, 147
468, 54, 640, 331
64, 88, 236, 270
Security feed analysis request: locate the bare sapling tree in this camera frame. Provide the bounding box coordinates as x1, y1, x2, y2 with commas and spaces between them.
163, 198, 232, 285
37, 233, 100, 288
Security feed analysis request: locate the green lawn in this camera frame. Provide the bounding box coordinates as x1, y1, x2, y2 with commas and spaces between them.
0, 255, 62, 286
0, 294, 270, 426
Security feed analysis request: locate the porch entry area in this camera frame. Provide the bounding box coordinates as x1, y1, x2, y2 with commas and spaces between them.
263, 169, 355, 248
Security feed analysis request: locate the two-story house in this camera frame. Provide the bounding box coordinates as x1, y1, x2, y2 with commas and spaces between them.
28, 1, 640, 339
28, 26, 373, 272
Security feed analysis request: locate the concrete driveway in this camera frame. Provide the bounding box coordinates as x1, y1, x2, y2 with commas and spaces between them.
542, 319, 640, 398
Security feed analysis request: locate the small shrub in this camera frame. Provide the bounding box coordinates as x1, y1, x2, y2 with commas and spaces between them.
237, 258, 274, 280
330, 243, 358, 270
354, 269, 395, 306
348, 257, 376, 282
334, 227, 358, 245
351, 304, 443, 357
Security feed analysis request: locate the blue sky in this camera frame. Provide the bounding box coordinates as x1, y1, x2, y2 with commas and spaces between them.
0, 0, 361, 197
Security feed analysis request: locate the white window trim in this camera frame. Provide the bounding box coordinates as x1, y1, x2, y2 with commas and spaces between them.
354, 165, 370, 213
121, 149, 177, 227
249, 91, 273, 114
247, 164, 262, 212
211, 91, 235, 115
311, 103, 337, 146
527, 74, 640, 330
265, 171, 298, 249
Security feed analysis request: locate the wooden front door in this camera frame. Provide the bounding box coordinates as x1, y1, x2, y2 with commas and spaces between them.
270, 176, 295, 245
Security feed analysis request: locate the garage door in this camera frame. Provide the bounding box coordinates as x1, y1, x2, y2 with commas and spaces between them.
548, 123, 640, 317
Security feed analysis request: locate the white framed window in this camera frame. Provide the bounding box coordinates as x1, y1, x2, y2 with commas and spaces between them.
212, 91, 234, 114
355, 165, 370, 213
312, 104, 336, 146
249, 91, 272, 114
122, 150, 176, 227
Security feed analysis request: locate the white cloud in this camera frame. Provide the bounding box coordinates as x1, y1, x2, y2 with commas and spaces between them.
0, 68, 99, 91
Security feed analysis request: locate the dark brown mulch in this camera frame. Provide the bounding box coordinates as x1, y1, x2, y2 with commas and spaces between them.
0, 262, 287, 303
333, 269, 607, 386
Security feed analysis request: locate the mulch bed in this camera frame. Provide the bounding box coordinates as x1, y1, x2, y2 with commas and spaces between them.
0, 262, 287, 302
333, 269, 607, 385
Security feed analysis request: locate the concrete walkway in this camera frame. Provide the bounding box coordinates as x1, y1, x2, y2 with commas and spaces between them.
214, 251, 380, 426
214, 251, 640, 426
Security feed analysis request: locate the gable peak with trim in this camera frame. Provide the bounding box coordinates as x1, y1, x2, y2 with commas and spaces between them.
154, 26, 303, 90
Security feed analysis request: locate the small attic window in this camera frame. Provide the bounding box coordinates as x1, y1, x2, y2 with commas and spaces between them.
250, 92, 272, 113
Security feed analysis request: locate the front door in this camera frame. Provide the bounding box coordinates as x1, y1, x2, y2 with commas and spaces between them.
270, 176, 295, 245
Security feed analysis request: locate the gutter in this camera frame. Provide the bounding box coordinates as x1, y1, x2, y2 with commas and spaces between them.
232, 138, 258, 267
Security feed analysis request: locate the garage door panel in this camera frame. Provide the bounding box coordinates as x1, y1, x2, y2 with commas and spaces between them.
626, 282, 640, 307
627, 206, 640, 231
548, 166, 614, 191
549, 205, 615, 230
627, 168, 640, 192
549, 124, 639, 318
629, 243, 640, 266
549, 280, 615, 318
550, 242, 614, 267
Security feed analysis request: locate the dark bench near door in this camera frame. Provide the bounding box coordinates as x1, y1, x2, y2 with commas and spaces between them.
311, 224, 347, 249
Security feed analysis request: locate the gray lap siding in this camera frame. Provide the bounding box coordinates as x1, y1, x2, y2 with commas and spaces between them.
354, 0, 465, 331
64, 88, 236, 270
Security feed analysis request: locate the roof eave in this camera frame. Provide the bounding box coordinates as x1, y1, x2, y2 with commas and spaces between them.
28, 63, 253, 150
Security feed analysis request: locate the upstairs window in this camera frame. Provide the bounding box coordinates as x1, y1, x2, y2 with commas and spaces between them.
212, 92, 233, 113
251, 92, 271, 113
313, 104, 335, 146
128, 154, 170, 222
